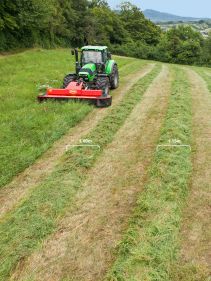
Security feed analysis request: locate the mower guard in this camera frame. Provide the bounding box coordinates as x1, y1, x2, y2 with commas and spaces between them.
37, 81, 111, 104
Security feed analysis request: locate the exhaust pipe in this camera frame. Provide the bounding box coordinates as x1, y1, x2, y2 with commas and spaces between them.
71, 49, 81, 74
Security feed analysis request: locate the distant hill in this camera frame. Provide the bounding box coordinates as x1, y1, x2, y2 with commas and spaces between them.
143, 9, 208, 23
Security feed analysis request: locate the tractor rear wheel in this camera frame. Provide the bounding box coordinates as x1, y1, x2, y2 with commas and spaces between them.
96, 77, 111, 107
62, 74, 76, 88
96, 97, 112, 108
96, 77, 110, 97
110, 64, 119, 89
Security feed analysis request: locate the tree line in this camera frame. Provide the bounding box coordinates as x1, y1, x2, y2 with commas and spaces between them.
0, 0, 210, 66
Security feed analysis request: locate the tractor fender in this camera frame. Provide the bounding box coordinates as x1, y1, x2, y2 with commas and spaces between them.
105, 60, 116, 76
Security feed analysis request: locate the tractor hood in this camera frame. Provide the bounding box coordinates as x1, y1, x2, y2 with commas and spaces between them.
79, 63, 96, 81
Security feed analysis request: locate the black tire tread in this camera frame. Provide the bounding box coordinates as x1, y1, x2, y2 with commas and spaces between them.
62, 74, 76, 88
96, 77, 110, 97
110, 64, 119, 89
96, 96, 112, 108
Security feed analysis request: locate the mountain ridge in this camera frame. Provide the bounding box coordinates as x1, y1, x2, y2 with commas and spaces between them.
143, 9, 210, 23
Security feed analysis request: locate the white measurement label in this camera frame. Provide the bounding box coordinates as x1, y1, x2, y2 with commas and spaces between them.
79, 139, 93, 144
156, 139, 191, 151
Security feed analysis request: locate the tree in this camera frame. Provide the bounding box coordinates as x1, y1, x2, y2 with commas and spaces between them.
89, 0, 109, 8
89, 5, 128, 45
157, 26, 204, 64
0, 1, 18, 31
202, 32, 211, 66
0, 1, 20, 50
70, 0, 91, 46
119, 2, 161, 45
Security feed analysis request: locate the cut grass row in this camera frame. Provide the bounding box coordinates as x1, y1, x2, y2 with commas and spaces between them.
0, 64, 161, 280
105, 66, 193, 281
194, 66, 211, 92
0, 49, 144, 188
169, 69, 211, 281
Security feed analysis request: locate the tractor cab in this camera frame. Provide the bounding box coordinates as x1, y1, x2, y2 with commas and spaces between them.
79, 46, 111, 75
71, 46, 113, 76
81, 50, 103, 65
81, 46, 111, 66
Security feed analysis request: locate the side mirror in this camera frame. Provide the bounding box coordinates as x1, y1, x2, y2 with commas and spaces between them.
108, 52, 111, 59
71, 50, 75, 56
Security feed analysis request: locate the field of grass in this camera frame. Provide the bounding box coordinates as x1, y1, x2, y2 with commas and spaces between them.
0, 59, 160, 281
0, 49, 143, 188
0, 49, 210, 281
106, 66, 193, 281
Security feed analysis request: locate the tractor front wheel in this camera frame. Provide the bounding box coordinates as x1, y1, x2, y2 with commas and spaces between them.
62, 74, 76, 88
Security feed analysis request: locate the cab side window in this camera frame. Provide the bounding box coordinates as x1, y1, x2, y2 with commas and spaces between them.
103, 50, 108, 63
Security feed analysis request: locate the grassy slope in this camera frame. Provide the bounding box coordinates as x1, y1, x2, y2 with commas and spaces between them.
169, 69, 211, 281
194, 66, 211, 92
105, 66, 193, 281
0, 63, 161, 280
0, 49, 139, 188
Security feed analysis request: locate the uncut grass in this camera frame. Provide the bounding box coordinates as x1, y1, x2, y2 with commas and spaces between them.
0, 64, 161, 280
0, 49, 141, 188
105, 66, 193, 281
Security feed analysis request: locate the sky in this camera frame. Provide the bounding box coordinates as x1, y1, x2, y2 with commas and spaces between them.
107, 0, 211, 18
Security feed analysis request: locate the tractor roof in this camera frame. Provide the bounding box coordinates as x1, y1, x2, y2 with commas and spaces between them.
81, 46, 107, 51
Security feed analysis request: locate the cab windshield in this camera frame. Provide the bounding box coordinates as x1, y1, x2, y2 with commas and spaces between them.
82, 51, 102, 64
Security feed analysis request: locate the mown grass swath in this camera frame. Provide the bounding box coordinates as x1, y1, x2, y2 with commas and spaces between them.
0, 49, 140, 188
0, 64, 161, 280
105, 66, 193, 281
194, 66, 211, 92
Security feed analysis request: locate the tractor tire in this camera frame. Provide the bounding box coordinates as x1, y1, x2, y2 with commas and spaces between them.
62, 74, 76, 89
110, 64, 119, 89
96, 77, 110, 97
96, 96, 112, 108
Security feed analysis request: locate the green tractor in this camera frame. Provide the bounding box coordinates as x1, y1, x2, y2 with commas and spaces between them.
38, 46, 119, 107
64, 46, 119, 107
